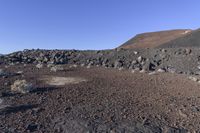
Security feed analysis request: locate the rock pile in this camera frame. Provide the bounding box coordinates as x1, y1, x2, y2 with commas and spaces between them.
2, 50, 69, 65
1, 48, 200, 75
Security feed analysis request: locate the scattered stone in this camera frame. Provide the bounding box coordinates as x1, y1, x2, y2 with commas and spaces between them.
133, 51, 138, 55
11, 80, 33, 94
186, 70, 193, 75
26, 123, 38, 132
81, 63, 85, 67
139, 69, 146, 73
167, 66, 176, 73
188, 76, 198, 82
4, 82, 8, 86
161, 49, 167, 53
157, 68, 166, 73
134, 67, 141, 71
191, 105, 200, 112
143, 61, 156, 71
148, 71, 156, 75
185, 48, 192, 54
118, 67, 123, 71
114, 59, 123, 69
141, 61, 146, 65
195, 71, 200, 75
86, 65, 91, 69
131, 60, 137, 65
70, 64, 78, 68
50, 65, 64, 72
102, 59, 109, 67
137, 56, 143, 63
36, 63, 43, 69
131, 70, 135, 73
47, 63, 54, 68
176, 71, 183, 74
178, 110, 188, 118
16, 71, 23, 74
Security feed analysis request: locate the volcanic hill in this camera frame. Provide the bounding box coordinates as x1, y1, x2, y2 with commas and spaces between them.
119, 29, 192, 49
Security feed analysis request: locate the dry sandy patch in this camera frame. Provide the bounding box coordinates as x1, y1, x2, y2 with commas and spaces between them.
41, 76, 87, 86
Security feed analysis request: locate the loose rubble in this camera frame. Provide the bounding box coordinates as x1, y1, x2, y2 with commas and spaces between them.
0, 48, 200, 76
50, 65, 64, 72
157, 68, 166, 73
0, 69, 5, 76
36, 63, 43, 69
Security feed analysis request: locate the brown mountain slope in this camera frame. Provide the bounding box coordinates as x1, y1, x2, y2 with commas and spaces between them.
158, 28, 200, 48
119, 29, 192, 49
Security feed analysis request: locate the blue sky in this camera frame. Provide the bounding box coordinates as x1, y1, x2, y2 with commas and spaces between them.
0, 0, 200, 54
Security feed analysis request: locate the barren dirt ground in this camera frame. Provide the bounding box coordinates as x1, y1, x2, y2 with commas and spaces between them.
1, 64, 200, 132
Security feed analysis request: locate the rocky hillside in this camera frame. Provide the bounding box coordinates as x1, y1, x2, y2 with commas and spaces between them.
158, 29, 200, 48
119, 29, 192, 49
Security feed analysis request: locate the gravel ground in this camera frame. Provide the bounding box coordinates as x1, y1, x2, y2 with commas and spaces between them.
1, 64, 200, 132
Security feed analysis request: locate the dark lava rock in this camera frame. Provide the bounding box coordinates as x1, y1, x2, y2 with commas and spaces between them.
2, 48, 200, 75
26, 123, 38, 132
114, 59, 123, 68
143, 61, 156, 71
164, 126, 188, 133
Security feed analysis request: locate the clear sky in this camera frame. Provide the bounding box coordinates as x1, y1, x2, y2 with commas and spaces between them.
0, 0, 200, 54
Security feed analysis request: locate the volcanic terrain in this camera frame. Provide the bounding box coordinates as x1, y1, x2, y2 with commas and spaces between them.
1, 29, 200, 132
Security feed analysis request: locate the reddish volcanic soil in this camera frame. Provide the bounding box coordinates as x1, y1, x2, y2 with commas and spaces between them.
1, 64, 200, 132
119, 29, 192, 49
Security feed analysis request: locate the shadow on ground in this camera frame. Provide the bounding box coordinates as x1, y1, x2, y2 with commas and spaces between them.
0, 104, 38, 115
1, 87, 59, 98
30, 87, 59, 94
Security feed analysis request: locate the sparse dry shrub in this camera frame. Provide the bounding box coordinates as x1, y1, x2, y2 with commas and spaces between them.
11, 80, 33, 94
